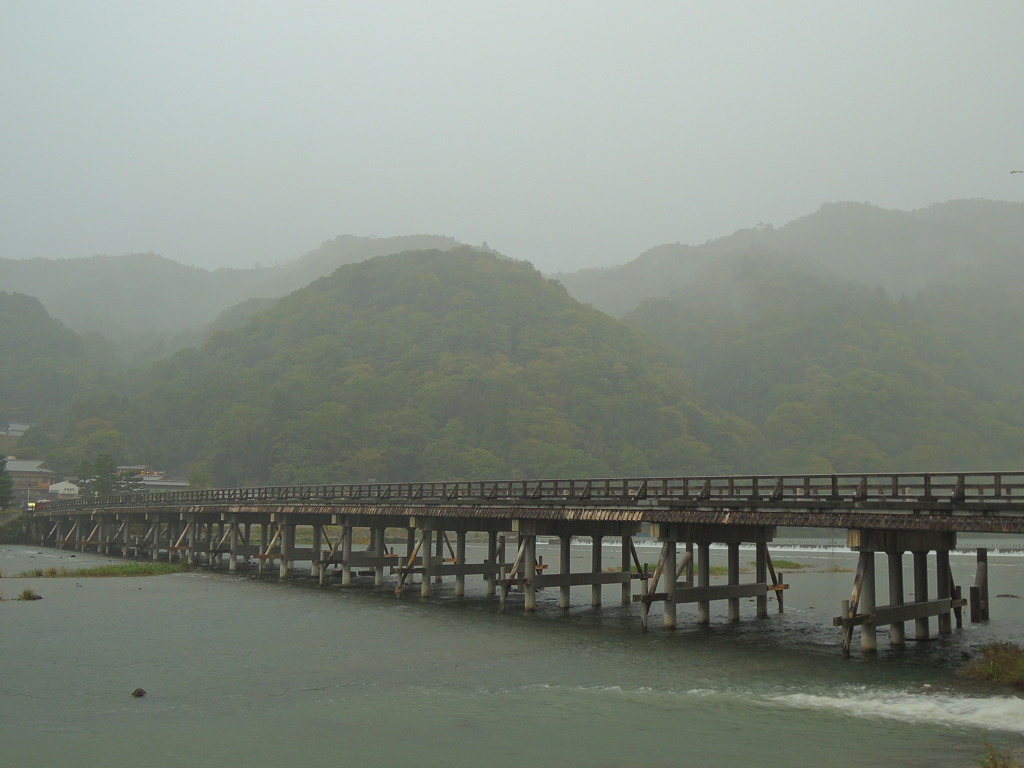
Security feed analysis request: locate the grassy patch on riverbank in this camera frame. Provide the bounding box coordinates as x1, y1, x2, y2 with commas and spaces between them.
960, 642, 1024, 690
13, 562, 192, 578
977, 740, 1021, 768
770, 559, 809, 570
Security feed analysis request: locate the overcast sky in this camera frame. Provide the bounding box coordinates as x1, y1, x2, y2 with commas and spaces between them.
2, 2, 1022, 273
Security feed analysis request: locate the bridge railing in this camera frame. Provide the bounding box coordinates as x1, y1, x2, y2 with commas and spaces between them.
32, 471, 1024, 514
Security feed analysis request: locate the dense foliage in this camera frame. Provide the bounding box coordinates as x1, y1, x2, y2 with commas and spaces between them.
0, 292, 116, 425
119, 249, 747, 485
6, 200, 1024, 484
625, 255, 1024, 472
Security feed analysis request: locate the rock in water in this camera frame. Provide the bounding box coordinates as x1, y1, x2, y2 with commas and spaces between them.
131, 688, 147, 698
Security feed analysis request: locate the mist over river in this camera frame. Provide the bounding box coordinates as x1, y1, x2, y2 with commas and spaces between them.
3, 534, 1023, 767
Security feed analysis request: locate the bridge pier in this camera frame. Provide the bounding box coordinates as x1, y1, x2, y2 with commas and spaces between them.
887, 550, 905, 646
27, 470, 1023, 657
836, 529, 965, 655
638, 524, 783, 630
229, 518, 240, 573
970, 549, 990, 623
507, 520, 638, 614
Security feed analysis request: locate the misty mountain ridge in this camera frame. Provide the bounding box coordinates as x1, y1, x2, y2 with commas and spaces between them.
6, 240, 1024, 481
0, 234, 467, 351
3, 198, 1020, 359
553, 199, 1024, 316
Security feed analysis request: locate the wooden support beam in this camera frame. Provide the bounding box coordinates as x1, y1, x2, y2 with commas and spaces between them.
834, 598, 958, 628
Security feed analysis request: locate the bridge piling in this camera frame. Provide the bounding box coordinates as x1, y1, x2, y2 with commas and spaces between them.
664, 540, 677, 629
755, 540, 768, 619
523, 534, 537, 612
937, 549, 952, 636
837, 530, 964, 653
970, 549, 990, 622
696, 542, 709, 625
887, 550, 905, 646
228, 519, 239, 573
727, 543, 740, 622
30, 470, 1022, 655
860, 553, 877, 652
559, 536, 571, 610
913, 550, 929, 641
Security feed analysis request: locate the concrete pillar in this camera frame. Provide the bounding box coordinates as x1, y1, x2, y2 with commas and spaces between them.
621, 535, 632, 605
311, 524, 322, 580
685, 541, 694, 584
591, 535, 603, 607
420, 529, 432, 598
887, 549, 905, 646
486, 531, 498, 597
433, 530, 444, 584
727, 542, 740, 622
151, 520, 160, 561
187, 520, 196, 567
455, 530, 467, 598
559, 535, 571, 610
341, 523, 353, 586
971, 548, 990, 623
406, 528, 417, 588
664, 540, 677, 630
229, 519, 239, 573
698, 542, 711, 625
98, 519, 108, 555
936, 548, 952, 636
913, 550, 929, 640
860, 552, 877, 653
374, 527, 386, 586
497, 535, 507, 590
755, 539, 768, 619
524, 535, 537, 612
279, 525, 292, 578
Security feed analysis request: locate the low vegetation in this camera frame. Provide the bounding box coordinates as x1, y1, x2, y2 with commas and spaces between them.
769, 559, 808, 570
960, 642, 1024, 690
977, 740, 1021, 768
14, 562, 191, 578
17, 588, 41, 601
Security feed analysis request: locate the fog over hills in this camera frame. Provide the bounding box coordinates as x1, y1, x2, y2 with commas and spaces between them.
553, 199, 1024, 316
0, 234, 462, 345
7, 200, 1022, 348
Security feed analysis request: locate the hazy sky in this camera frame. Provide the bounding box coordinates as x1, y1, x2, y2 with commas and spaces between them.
3, 2, 1023, 273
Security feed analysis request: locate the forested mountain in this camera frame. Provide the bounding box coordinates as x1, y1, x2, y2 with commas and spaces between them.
112, 248, 753, 486
624, 255, 1024, 472
7, 201, 1024, 485
0, 234, 463, 351
0, 292, 116, 424
555, 199, 1024, 316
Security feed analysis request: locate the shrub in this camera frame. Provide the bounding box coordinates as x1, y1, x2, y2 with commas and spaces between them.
977, 740, 1021, 768
961, 642, 1024, 690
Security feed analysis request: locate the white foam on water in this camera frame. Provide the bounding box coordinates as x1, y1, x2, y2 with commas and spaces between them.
544, 683, 1024, 734
767, 689, 1024, 733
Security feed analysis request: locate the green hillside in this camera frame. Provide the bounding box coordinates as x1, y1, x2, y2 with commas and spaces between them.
0, 292, 115, 425
0, 235, 464, 359
121, 249, 753, 485
624, 256, 1024, 472
556, 199, 1024, 316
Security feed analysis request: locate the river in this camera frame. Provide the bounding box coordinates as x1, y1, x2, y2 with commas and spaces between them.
2, 534, 1023, 767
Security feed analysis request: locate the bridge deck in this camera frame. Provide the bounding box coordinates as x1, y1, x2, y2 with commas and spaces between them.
33, 471, 1024, 533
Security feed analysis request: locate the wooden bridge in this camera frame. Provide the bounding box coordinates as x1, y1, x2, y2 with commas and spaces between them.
29, 471, 1023, 655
